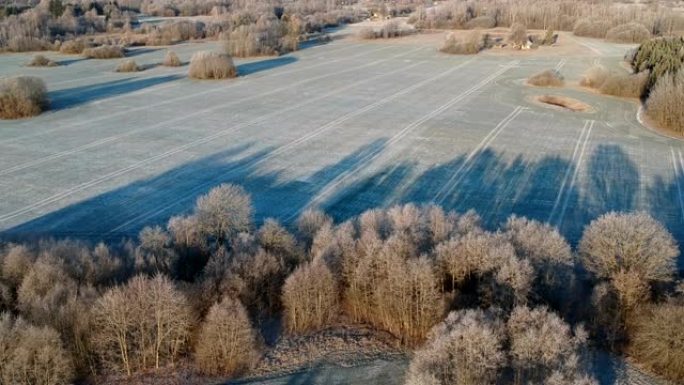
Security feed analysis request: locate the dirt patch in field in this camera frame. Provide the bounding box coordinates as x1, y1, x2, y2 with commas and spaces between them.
534, 94, 594, 112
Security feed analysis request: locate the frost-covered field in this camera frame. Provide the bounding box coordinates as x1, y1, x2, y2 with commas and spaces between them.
0, 32, 682, 271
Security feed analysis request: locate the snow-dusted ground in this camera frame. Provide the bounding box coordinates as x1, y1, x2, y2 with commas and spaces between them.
0, 31, 682, 273
230, 351, 671, 385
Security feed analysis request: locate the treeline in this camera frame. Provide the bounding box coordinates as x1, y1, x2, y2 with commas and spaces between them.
0, 0, 367, 54
0, 183, 683, 384
409, 0, 684, 43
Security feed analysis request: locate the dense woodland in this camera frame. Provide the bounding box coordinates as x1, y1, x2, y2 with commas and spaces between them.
0, 183, 682, 385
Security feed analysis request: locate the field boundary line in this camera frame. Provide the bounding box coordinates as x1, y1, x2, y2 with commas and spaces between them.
547, 120, 590, 224
434, 105, 525, 204
288, 60, 519, 221
555, 58, 567, 71
0, 47, 422, 176
551, 119, 594, 227
105, 58, 481, 232
0, 49, 436, 224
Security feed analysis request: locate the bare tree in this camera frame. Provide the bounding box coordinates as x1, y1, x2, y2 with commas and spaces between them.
579, 212, 678, 298
630, 303, 684, 382
17, 259, 77, 325
405, 309, 505, 385
282, 258, 338, 334
194, 184, 253, 245
195, 297, 260, 376
92, 275, 191, 375
229, 249, 286, 317
435, 232, 513, 288
1, 244, 35, 289
505, 216, 575, 305
257, 218, 300, 266
296, 208, 332, 249
137, 226, 177, 275
0, 312, 74, 385
507, 306, 588, 384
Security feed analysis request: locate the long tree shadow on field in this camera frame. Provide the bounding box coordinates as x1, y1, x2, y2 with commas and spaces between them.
325, 149, 579, 235
237, 56, 298, 77
323, 144, 662, 254
648, 157, 684, 273
1, 139, 388, 242
48, 75, 182, 109
4, 136, 684, 272
560, 144, 640, 243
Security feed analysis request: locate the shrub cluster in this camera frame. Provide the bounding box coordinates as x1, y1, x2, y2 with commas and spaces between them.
358, 20, 413, 40
162, 50, 182, 67
580, 65, 648, 98
406, 307, 595, 385
440, 30, 486, 55
82, 45, 125, 59
115, 59, 140, 72
527, 69, 564, 87
0, 182, 681, 384
222, 14, 301, 57
0, 3, 105, 52
0, 76, 49, 119
188, 51, 237, 79
27, 54, 58, 67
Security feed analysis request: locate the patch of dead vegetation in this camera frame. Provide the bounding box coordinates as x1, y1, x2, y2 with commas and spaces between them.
535, 95, 592, 112
251, 325, 404, 377
527, 69, 564, 87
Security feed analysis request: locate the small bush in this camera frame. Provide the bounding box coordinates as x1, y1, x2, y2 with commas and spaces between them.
606, 23, 651, 44
188, 51, 237, 80
115, 59, 140, 72
59, 39, 90, 54
630, 303, 684, 382
0, 76, 49, 119
440, 30, 485, 55
527, 69, 564, 87
27, 54, 57, 67
580, 65, 609, 88
646, 70, 684, 133
162, 50, 182, 67
573, 18, 611, 38
82, 45, 125, 59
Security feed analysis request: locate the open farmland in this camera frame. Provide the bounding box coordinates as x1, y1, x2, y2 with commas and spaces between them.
0, 31, 683, 271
